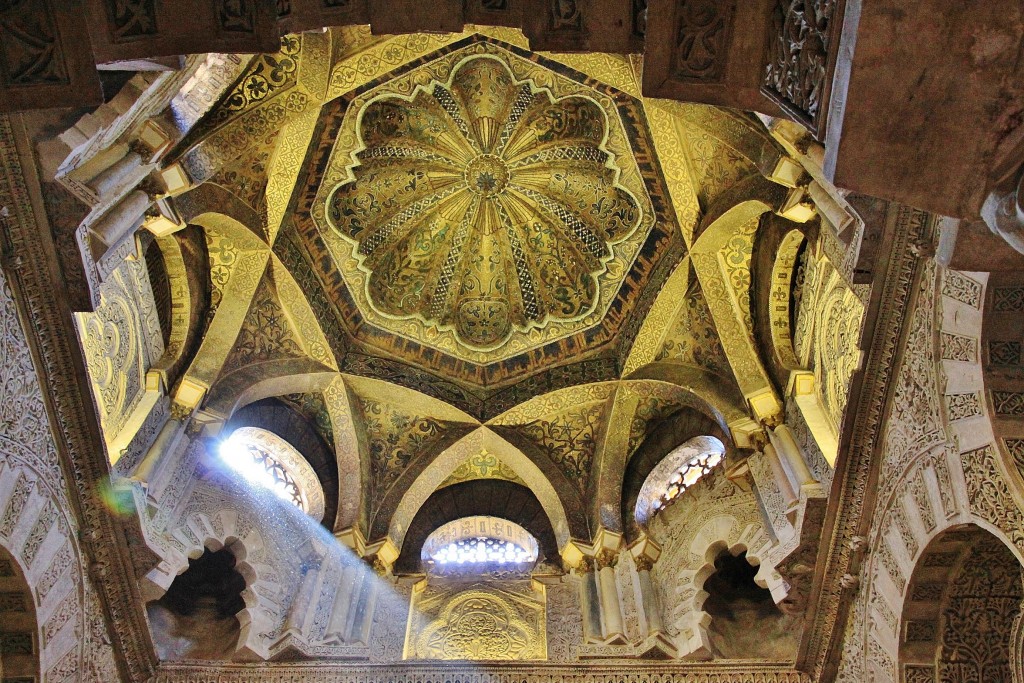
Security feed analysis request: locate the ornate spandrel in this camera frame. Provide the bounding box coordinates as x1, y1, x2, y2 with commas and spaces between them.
327, 54, 642, 350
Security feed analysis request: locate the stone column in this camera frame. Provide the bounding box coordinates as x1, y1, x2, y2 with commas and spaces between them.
575, 558, 600, 643
769, 423, 817, 489
284, 559, 322, 637
762, 439, 798, 507
595, 549, 625, 642
131, 401, 190, 492
135, 405, 213, 514
349, 554, 384, 645
325, 560, 362, 643
633, 554, 664, 635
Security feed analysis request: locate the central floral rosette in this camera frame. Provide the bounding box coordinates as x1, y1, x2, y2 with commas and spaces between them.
327, 55, 641, 349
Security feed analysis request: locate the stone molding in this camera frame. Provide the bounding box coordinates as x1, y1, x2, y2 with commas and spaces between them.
0, 113, 158, 681
800, 203, 933, 678
150, 662, 812, 682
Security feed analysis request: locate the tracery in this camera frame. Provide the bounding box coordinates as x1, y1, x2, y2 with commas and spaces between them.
219, 427, 326, 521
423, 516, 539, 572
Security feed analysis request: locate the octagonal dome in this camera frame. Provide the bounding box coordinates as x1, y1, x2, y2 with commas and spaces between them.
298, 37, 672, 373
324, 54, 645, 350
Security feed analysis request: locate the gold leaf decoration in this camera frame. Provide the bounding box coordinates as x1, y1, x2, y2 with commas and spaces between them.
357, 398, 455, 497
517, 401, 606, 489
224, 278, 305, 371
326, 53, 642, 350
438, 450, 526, 489
657, 285, 731, 377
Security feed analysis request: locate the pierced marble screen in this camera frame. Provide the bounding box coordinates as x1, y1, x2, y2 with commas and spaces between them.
635, 435, 725, 525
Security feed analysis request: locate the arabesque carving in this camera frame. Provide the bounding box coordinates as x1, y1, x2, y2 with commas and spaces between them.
937, 542, 1022, 682
405, 580, 546, 660
672, 0, 734, 82
763, 0, 837, 130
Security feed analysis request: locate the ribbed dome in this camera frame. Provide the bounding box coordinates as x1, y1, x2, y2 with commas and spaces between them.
327, 54, 642, 349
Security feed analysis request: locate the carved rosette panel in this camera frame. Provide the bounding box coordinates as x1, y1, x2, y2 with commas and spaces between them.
0, 2, 69, 86
405, 579, 546, 660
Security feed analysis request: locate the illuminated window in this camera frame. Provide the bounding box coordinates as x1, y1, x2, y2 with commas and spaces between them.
422, 516, 538, 572
636, 436, 726, 525
649, 449, 724, 513
433, 537, 535, 565
219, 427, 325, 521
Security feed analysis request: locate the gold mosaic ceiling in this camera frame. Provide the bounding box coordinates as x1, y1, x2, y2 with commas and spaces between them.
166, 28, 792, 420
292, 36, 680, 387
323, 54, 647, 352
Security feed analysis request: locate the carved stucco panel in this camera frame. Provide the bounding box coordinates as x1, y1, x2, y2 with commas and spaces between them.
0, 264, 119, 681
544, 576, 583, 662
404, 578, 546, 660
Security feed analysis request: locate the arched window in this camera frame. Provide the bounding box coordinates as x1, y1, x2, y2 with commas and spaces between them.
422, 516, 538, 574
635, 435, 726, 525
219, 427, 325, 521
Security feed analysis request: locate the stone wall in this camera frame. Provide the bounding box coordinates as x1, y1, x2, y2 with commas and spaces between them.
835, 260, 1024, 682
0, 264, 120, 680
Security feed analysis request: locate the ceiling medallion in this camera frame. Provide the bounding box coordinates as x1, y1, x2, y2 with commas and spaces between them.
323, 49, 652, 353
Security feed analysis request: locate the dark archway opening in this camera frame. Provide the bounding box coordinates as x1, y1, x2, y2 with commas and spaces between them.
0, 548, 39, 680
900, 524, 1024, 682
702, 550, 797, 659
146, 547, 245, 661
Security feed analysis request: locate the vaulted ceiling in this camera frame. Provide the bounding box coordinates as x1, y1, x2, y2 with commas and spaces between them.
165, 27, 793, 428
63, 24, 859, 546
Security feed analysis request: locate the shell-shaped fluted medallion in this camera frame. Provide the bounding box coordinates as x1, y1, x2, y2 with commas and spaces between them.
327, 55, 642, 350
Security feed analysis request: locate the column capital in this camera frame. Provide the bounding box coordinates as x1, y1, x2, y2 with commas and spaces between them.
594, 548, 619, 570
628, 534, 662, 570
574, 556, 595, 575
749, 429, 769, 452
633, 555, 655, 572
335, 527, 399, 576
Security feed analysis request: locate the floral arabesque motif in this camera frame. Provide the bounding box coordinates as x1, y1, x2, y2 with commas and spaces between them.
416, 592, 540, 660
327, 55, 641, 349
